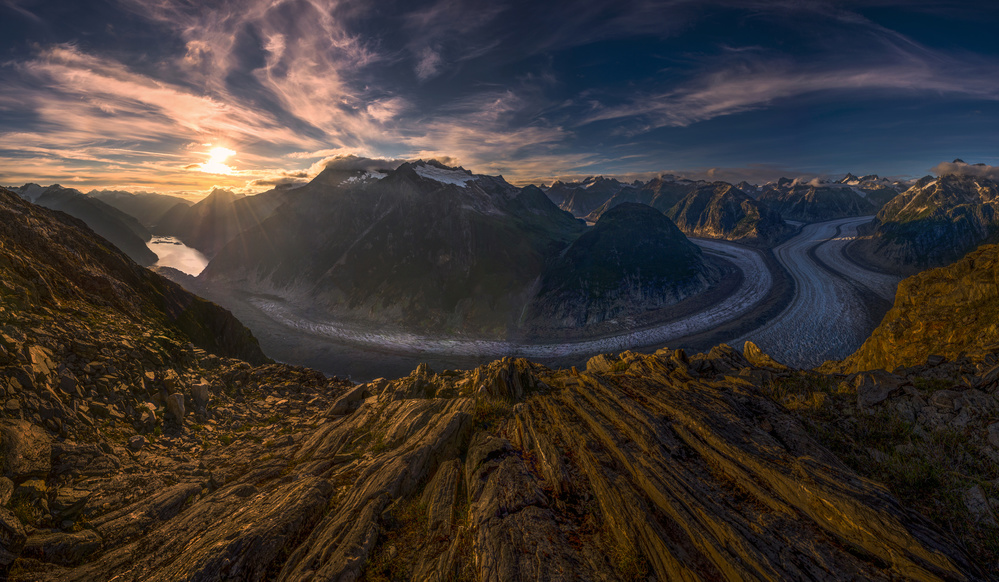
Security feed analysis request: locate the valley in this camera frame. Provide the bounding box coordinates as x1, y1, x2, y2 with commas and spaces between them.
734, 217, 901, 368
196, 216, 898, 379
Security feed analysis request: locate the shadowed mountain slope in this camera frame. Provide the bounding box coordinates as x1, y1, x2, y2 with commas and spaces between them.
757, 182, 877, 223
532, 203, 719, 326
154, 184, 299, 258
87, 189, 192, 228
0, 187, 266, 363
8, 184, 157, 266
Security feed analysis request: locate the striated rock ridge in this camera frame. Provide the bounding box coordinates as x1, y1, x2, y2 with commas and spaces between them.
4, 343, 984, 581
844, 241, 999, 373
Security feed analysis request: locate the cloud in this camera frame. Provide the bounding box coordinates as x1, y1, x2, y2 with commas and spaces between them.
415, 47, 442, 80
582, 56, 999, 132
309, 154, 404, 174
931, 159, 999, 181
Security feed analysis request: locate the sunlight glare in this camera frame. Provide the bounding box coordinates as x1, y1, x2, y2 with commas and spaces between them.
199, 146, 236, 175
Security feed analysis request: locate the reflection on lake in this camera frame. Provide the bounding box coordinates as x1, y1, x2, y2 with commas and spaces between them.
147, 236, 209, 276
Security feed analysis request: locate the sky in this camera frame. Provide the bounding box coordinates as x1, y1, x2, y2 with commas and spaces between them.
1, 0, 998, 198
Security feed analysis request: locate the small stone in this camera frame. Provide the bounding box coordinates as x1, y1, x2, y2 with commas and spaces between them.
127, 436, 146, 452
964, 484, 997, 526
987, 423, 999, 449
926, 354, 947, 367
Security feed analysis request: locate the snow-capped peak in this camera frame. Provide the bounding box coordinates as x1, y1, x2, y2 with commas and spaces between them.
414, 164, 477, 187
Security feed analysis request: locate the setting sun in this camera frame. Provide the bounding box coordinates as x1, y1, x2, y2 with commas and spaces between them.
200, 146, 236, 175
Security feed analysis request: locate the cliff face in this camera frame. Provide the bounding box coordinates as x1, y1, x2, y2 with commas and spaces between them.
845, 241, 999, 372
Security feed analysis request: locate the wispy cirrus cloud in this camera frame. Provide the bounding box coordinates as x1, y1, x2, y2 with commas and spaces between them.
581, 56, 999, 132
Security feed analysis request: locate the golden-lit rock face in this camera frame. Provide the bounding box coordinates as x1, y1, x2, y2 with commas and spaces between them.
8, 346, 983, 581
845, 242, 999, 373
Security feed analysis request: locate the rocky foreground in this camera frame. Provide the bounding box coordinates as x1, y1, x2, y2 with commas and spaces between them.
0, 186, 997, 580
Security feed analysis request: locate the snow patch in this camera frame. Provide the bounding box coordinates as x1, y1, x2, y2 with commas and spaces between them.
414, 165, 476, 187
341, 171, 388, 185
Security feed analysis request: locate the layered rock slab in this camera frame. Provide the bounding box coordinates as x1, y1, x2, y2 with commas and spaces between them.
16, 353, 980, 581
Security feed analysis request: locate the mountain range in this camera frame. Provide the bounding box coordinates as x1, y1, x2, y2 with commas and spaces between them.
154, 184, 299, 258
86, 189, 192, 229
0, 175, 995, 579
200, 161, 723, 335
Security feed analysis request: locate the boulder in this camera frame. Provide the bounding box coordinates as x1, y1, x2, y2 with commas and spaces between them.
853, 372, 904, 410
0, 478, 12, 506
323, 384, 366, 417
165, 394, 185, 423
0, 420, 51, 482
191, 381, 210, 411
127, 435, 146, 452
988, 423, 999, 449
